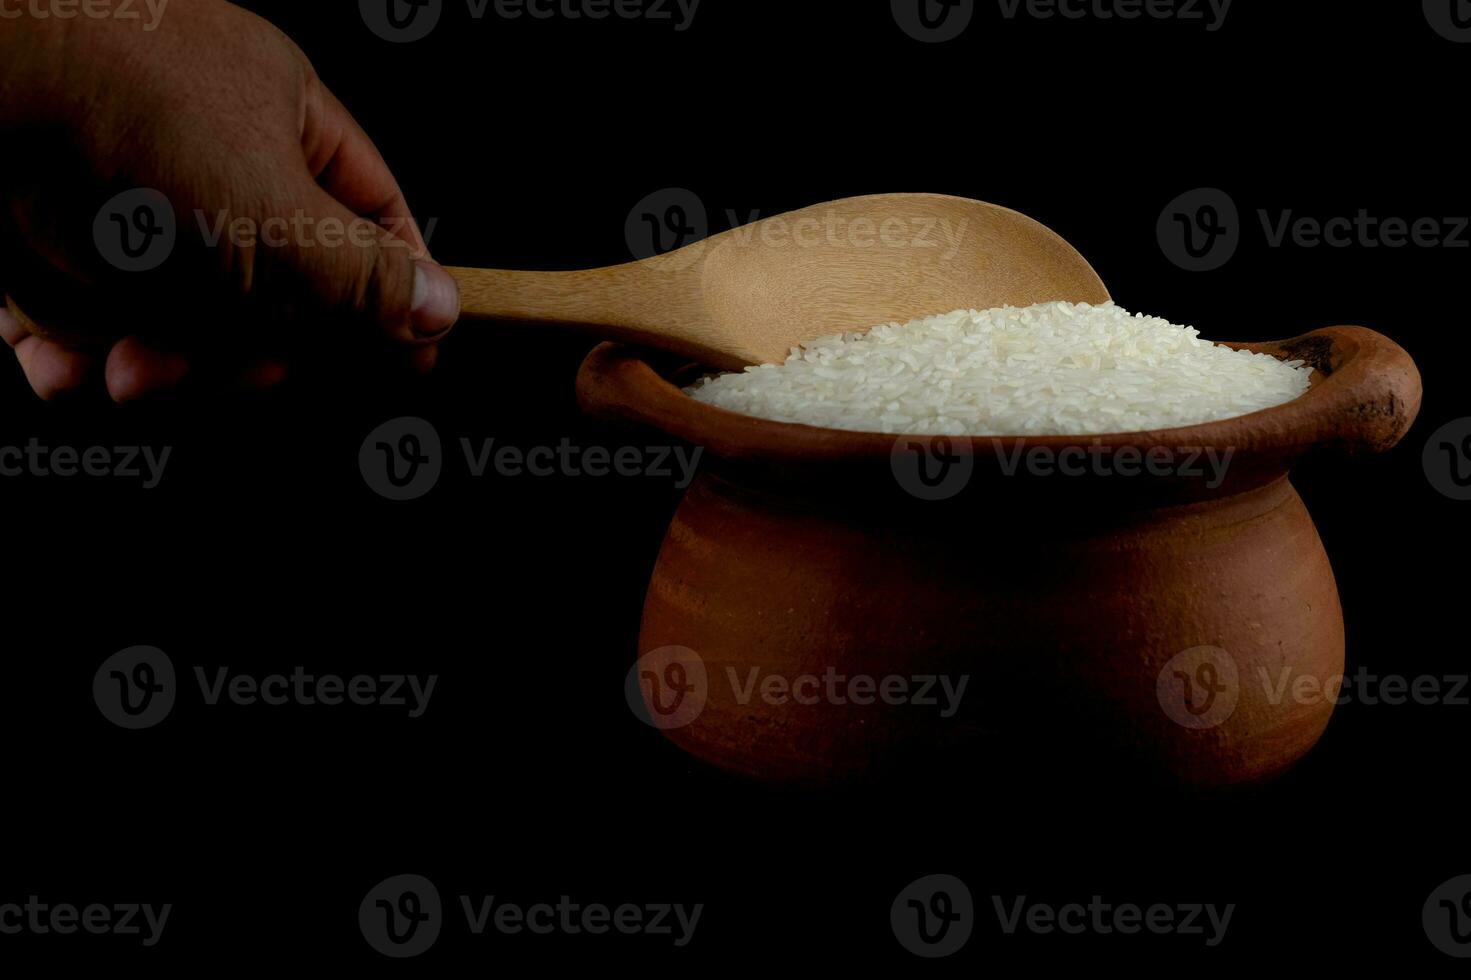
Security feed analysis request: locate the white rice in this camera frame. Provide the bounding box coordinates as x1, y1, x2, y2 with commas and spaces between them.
685, 301, 1313, 436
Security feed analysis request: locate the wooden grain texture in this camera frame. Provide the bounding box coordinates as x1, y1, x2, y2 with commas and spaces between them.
451, 193, 1109, 369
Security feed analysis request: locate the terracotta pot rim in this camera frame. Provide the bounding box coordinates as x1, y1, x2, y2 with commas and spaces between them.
576, 326, 1421, 466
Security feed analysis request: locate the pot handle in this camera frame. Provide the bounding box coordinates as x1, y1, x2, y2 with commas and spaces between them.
1249, 325, 1422, 456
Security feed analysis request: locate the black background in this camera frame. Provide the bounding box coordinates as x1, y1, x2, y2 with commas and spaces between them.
2, 0, 1464, 970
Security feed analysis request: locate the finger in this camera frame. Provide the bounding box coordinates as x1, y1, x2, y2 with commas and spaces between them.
301, 79, 430, 257
104, 336, 291, 400
13, 334, 97, 400
104, 335, 191, 403
267, 177, 459, 348
409, 344, 437, 375
234, 357, 289, 390
0, 306, 25, 347
286, 74, 456, 345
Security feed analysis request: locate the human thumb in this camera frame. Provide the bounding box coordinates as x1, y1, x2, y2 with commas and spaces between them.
264, 180, 459, 346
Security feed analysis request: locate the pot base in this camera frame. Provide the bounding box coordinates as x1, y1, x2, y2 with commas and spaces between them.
636, 473, 1341, 789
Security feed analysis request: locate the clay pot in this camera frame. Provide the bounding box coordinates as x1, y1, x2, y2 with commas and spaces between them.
578, 327, 1421, 788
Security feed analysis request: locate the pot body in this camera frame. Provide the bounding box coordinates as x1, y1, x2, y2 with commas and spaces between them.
636, 470, 1342, 788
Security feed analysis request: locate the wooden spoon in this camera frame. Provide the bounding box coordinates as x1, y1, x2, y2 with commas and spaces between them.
450, 193, 1109, 369
3, 194, 1107, 371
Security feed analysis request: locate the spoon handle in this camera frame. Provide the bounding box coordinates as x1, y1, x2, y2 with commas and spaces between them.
448, 266, 637, 325
446, 264, 726, 365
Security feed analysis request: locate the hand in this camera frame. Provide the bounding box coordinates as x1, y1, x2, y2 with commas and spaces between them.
0, 0, 460, 401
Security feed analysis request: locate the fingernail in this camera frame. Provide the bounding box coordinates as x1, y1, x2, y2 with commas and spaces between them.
411, 261, 460, 339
